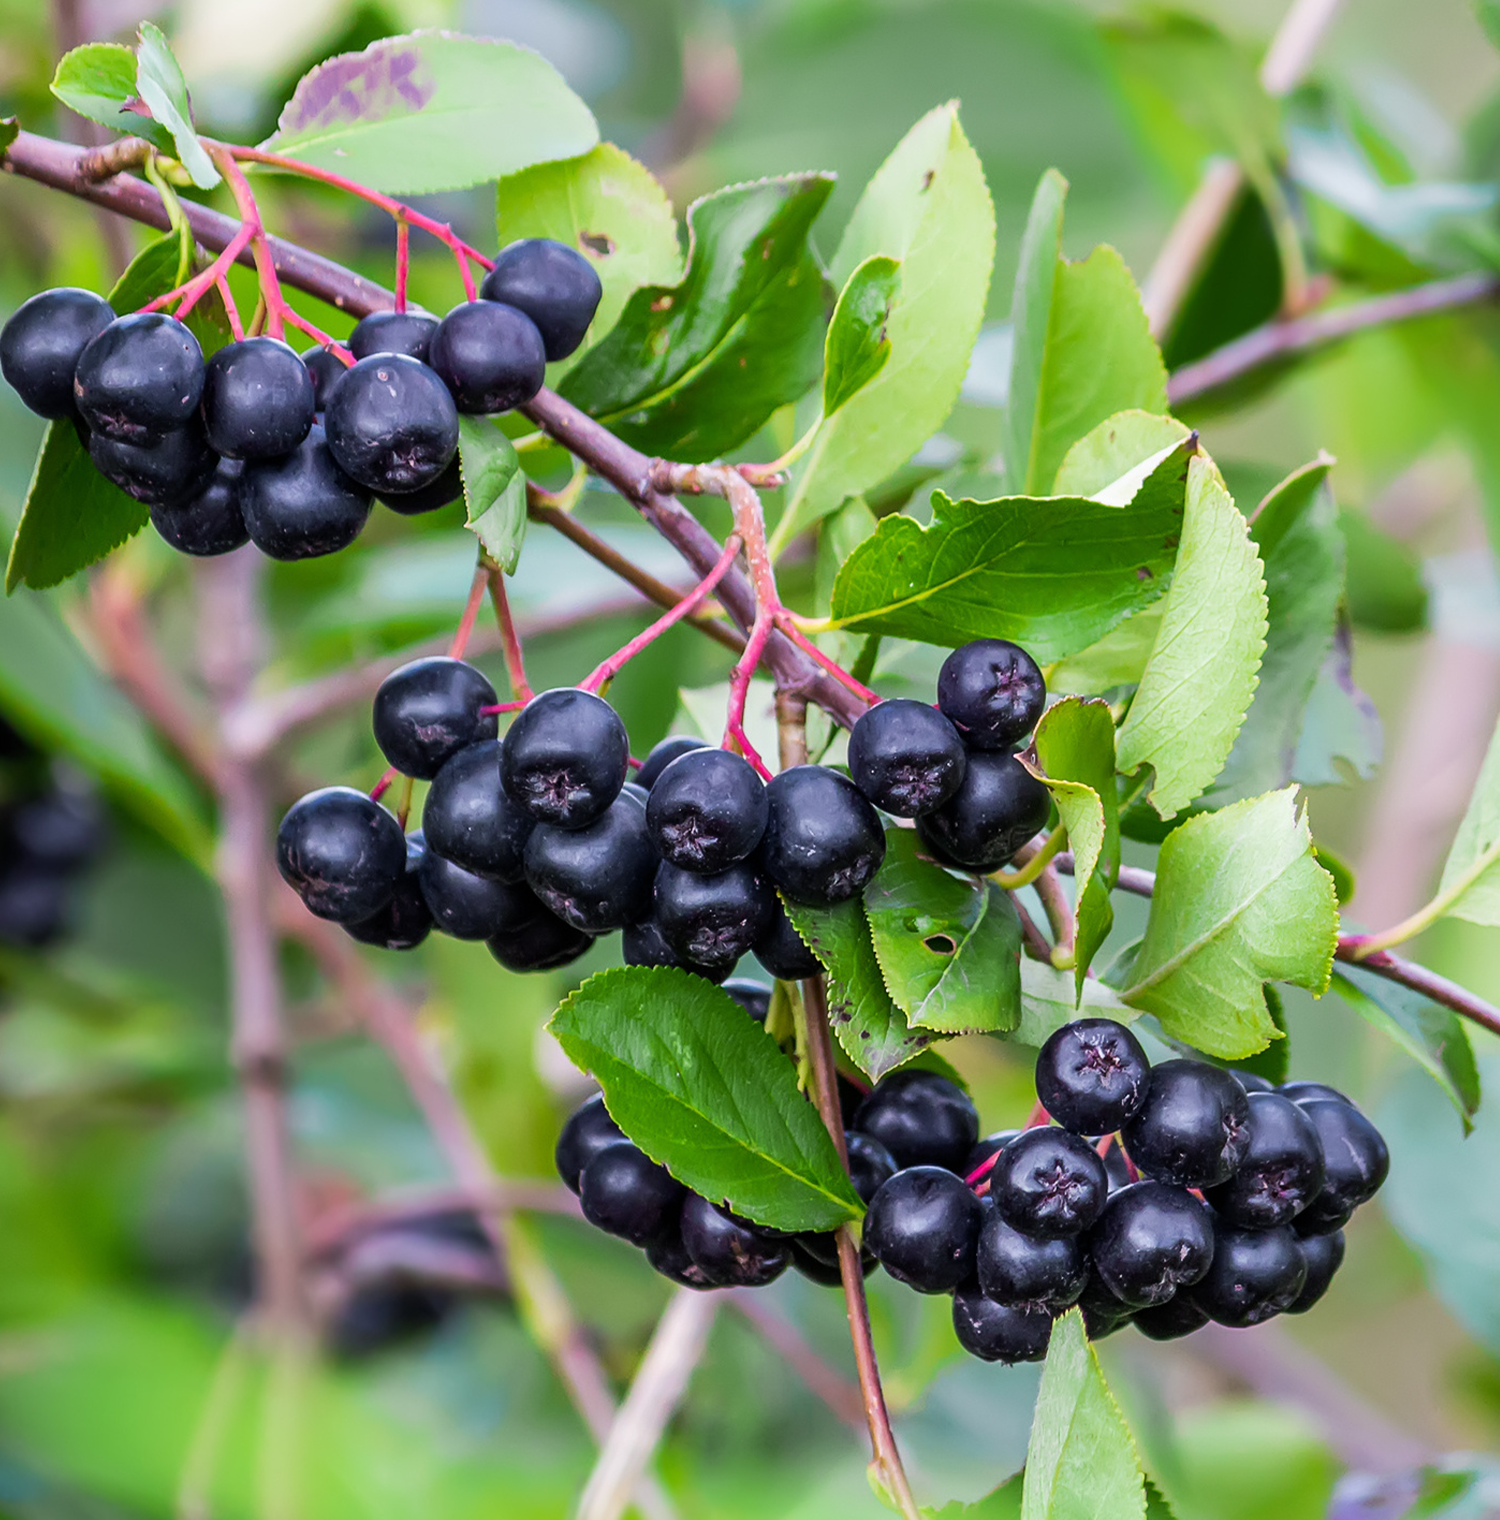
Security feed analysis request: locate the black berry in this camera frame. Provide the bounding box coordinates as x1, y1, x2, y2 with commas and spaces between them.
0, 866, 71, 947
276, 786, 406, 924
654, 861, 775, 972
555, 1093, 624, 1194
646, 748, 768, 872
852, 1069, 978, 1172
487, 907, 593, 972
1204, 1091, 1325, 1229
239, 423, 372, 560
422, 740, 533, 883
1234, 1072, 1276, 1093
937, 639, 1047, 750
1296, 1099, 1389, 1230
864, 1166, 982, 1293
1288, 1229, 1345, 1313
1076, 1272, 1135, 1339
88, 422, 217, 507
524, 794, 657, 933
760, 765, 886, 907
323, 354, 459, 494
348, 310, 439, 363
345, 831, 433, 951
1132, 1293, 1210, 1341
373, 658, 498, 781
915, 750, 1050, 872
301, 347, 345, 410
201, 337, 316, 460
646, 1229, 717, 1289
419, 850, 541, 940
481, 239, 603, 361
1035, 1018, 1151, 1135
150, 459, 250, 556
1190, 1221, 1307, 1327
788, 1236, 876, 1286
846, 1131, 899, 1202
990, 1127, 1108, 1238
964, 1130, 1021, 1179
1120, 1060, 1250, 1189
1, 287, 115, 417
722, 978, 772, 1021
951, 1285, 1053, 1363
9, 787, 104, 870
501, 688, 629, 828
636, 735, 708, 791
752, 897, 822, 980
977, 1209, 1088, 1309
74, 312, 204, 443
381, 456, 464, 516
578, 1142, 684, 1246
428, 300, 546, 413
1279, 1080, 1352, 1107
680, 1194, 790, 1287
847, 699, 967, 817
1087, 1180, 1214, 1308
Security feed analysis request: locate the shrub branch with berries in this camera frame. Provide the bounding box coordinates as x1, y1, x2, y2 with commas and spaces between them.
0, 18, 1497, 1520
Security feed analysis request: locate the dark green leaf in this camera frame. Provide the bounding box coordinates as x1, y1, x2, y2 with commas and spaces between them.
549, 966, 862, 1231
1340, 510, 1428, 632
1313, 843, 1356, 906
0, 118, 17, 154
560, 174, 833, 461
134, 23, 219, 190
1004, 170, 1068, 496
49, 44, 173, 152
828, 434, 1192, 661
783, 896, 936, 1081
864, 829, 1021, 1034
458, 417, 525, 573
823, 255, 901, 418
265, 32, 598, 196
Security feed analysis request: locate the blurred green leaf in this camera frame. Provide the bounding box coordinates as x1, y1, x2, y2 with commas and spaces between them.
1173, 1401, 1337, 1520
927, 1475, 1022, 1517
1290, 619, 1383, 786
1016, 960, 1136, 1049
1436, 715, 1500, 925
458, 417, 524, 573
0, 118, 17, 154
823, 255, 901, 419
1339, 511, 1428, 632
550, 966, 861, 1231
134, 24, 218, 190
50, 44, 173, 153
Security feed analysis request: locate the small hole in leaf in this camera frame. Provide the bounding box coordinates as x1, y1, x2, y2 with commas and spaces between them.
923, 934, 957, 955
580, 231, 614, 257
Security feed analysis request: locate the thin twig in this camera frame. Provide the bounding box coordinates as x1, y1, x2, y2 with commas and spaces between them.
176, 1315, 258, 1520
726, 1293, 864, 1428
485, 562, 534, 702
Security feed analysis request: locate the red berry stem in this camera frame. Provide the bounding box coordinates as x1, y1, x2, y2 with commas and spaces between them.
394, 216, 411, 314
369, 765, 398, 802
775, 616, 880, 708
449, 561, 492, 661
487, 562, 534, 703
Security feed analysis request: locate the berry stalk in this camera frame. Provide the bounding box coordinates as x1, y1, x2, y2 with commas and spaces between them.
486, 563, 535, 703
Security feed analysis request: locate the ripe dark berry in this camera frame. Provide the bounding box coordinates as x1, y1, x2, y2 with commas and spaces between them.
323, 354, 459, 493
1035, 1018, 1151, 1135
502, 688, 629, 828
1204, 1091, 1325, 1229
937, 639, 1047, 750
990, 1127, 1108, 1238
915, 751, 1050, 872
654, 861, 775, 971
373, 658, 498, 781
680, 1194, 790, 1287
864, 1166, 982, 1292
524, 794, 657, 932
964, 1130, 1021, 1179
846, 1131, 899, 1202
848, 700, 967, 817
150, 459, 250, 556
0, 866, 71, 948
428, 300, 546, 413
1076, 1272, 1135, 1339
239, 424, 372, 560
722, 978, 772, 1022
1, 287, 115, 417
951, 1285, 1053, 1363
578, 1141, 684, 1246
752, 897, 822, 980
1087, 1180, 1214, 1308
1133, 1293, 1210, 1342
381, 457, 463, 516
422, 740, 533, 883
646, 748, 768, 872
760, 765, 886, 907
1190, 1221, 1307, 1327
74, 312, 205, 443
348, 310, 439, 363
481, 238, 603, 361
345, 831, 433, 951
487, 906, 593, 972
420, 851, 541, 940
301, 347, 345, 410
201, 338, 315, 460
9, 788, 104, 870
1120, 1060, 1250, 1189
788, 1236, 877, 1286
1234, 1072, 1276, 1093
1100, 1136, 1133, 1192
647, 1229, 717, 1289
555, 1093, 624, 1194
1288, 1229, 1345, 1314
88, 422, 217, 507
1279, 1080, 1351, 1107
1296, 1099, 1389, 1230
852, 1069, 978, 1172
276, 786, 406, 924
977, 1210, 1088, 1309
636, 735, 708, 791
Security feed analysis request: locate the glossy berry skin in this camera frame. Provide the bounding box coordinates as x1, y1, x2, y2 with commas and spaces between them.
990, 1127, 1108, 1239
852, 1069, 978, 1172
1076, 1273, 1135, 1339
74, 312, 204, 443
1204, 1091, 1326, 1229
636, 735, 708, 791
977, 1210, 1088, 1309
680, 1194, 790, 1287
555, 1093, 624, 1194
847, 699, 967, 817
1087, 1180, 1215, 1309
201, 338, 316, 460
646, 748, 768, 872
1133, 1293, 1211, 1342
1120, 1060, 1250, 1189
373, 658, 498, 780
239, 424, 372, 560
915, 751, 1050, 872
937, 639, 1047, 750
965, 1130, 1021, 1180
760, 765, 886, 907
323, 354, 459, 493
654, 861, 775, 971
419, 850, 541, 941
646, 1230, 717, 1289
276, 787, 406, 924
1035, 1018, 1152, 1136
481, 239, 603, 361
301, 347, 345, 410
487, 907, 593, 972
1, 287, 115, 417
150, 459, 250, 556
621, 915, 725, 980
422, 740, 533, 883
88, 423, 217, 507
348, 310, 439, 363
524, 795, 657, 933
346, 831, 433, 951
1296, 1099, 1389, 1230
1234, 1072, 1276, 1093
1288, 1229, 1345, 1314
722, 978, 772, 1022
952, 1285, 1053, 1364
502, 688, 629, 828
846, 1131, 899, 1203
789, 1236, 877, 1286
864, 1166, 982, 1293
753, 898, 822, 980
1279, 1080, 1351, 1107
428, 300, 546, 413
1191, 1221, 1306, 1327
381, 457, 463, 515
578, 1142, 684, 1247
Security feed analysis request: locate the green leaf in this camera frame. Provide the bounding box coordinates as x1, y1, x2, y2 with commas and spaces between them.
1115, 788, 1338, 1059
50, 44, 173, 153
1331, 964, 1479, 1132
1024, 697, 1118, 994
823, 255, 901, 418
782, 896, 936, 1081
927, 1477, 1022, 1519
134, 24, 219, 190
1021, 1309, 1145, 1520
458, 417, 525, 573
864, 830, 1021, 1034
776, 103, 995, 544
1339, 510, 1428, 633
1052, 411, 1191, 499
559, 174, 833, 461
1116, 456, 1268, 818
827, 434, 1193, 661
265, 32, 598, 196
1016, 959, 1136, 1049
1003, 175, 1168, 497
1290, 619, 1383, 787
1049, 606, 1163, 697
1434, 715, 1500, 926
494, 143, 683, 375
0, 118, 16, 155
549, 966, 861, 1232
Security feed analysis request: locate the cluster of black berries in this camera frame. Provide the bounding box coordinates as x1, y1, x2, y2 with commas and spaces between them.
0, 718, 106, 950
0, 239, 601, 562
